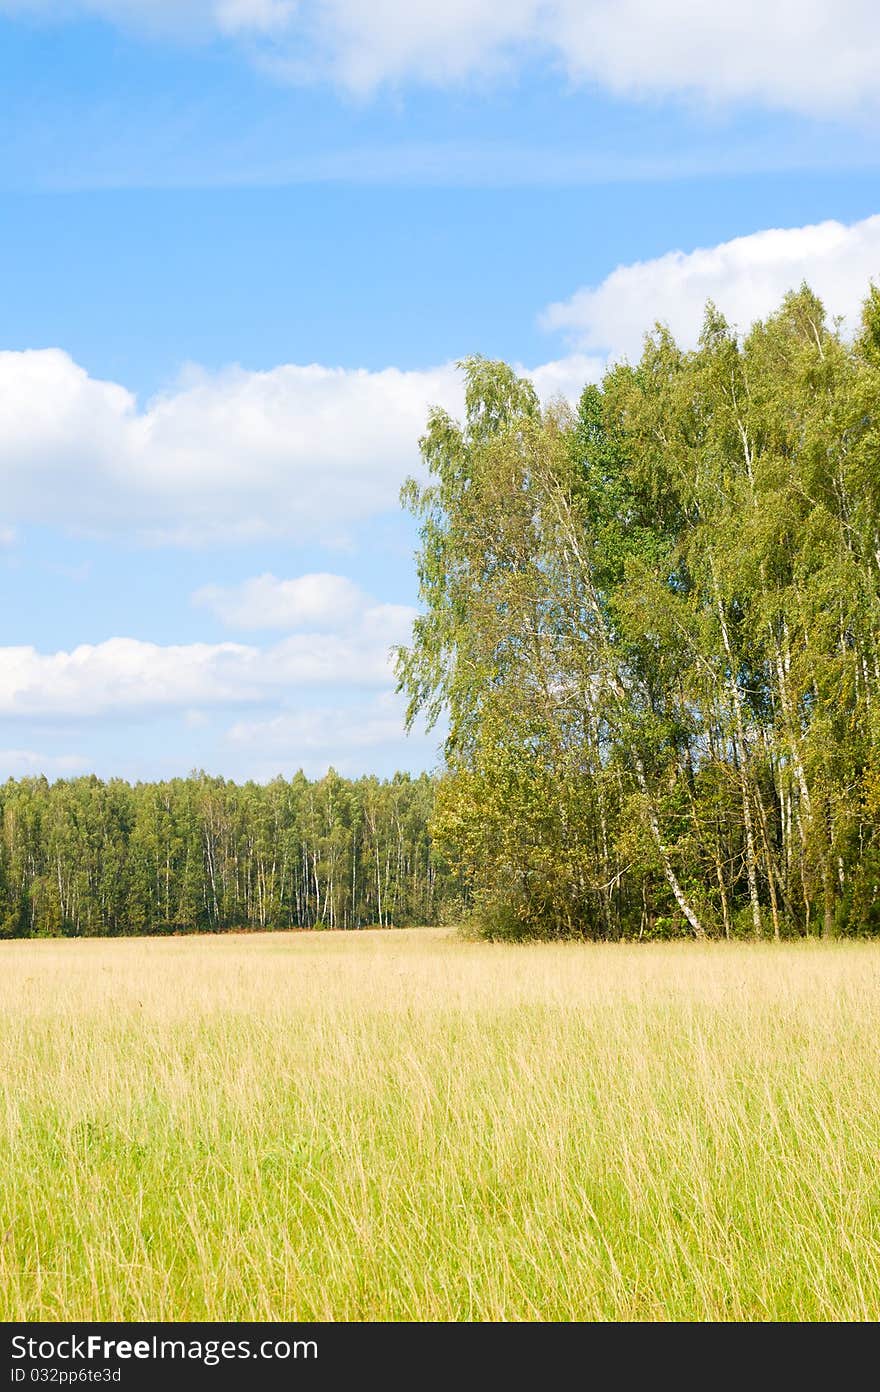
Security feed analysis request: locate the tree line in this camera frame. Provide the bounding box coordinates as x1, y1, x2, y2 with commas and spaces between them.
0, 770, 456, 937
397, 282, 880, 939
5, 282, 877, 943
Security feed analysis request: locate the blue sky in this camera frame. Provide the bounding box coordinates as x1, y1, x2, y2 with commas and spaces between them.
1, 1, 878, 783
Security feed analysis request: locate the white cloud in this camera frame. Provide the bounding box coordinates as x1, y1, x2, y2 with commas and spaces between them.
3, 1, 879, 114
0, 219, 874, 551
542, 213, 880, 361
522, 352, 604, 402
0, 573, 424, 778
0, 351, 460, 544
0, 351, 592, 545
2, 222, 872, 556
0, 749, 88, 777
0, 587, 429, 778
546, 0, 880, 117
193, 572, 367, 630
271, 0, 543, 91
0, 599, 415, 718
214, 0, 295, 33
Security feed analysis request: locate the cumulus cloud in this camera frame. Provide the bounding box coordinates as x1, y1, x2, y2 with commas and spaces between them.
522, 352, 605, 403
0, 582, 427, 777
214, 0, 295, 33
1, 222, 873, 552
0, 351, 595, 545
0, 567, 424, 782
0, 352, 459, 544
542, 213, 880, 361
0, 600, 414, 719
545, 0, 880, 117
0, 219, 875, 548
193, 572, 369, 630
3, 1, 879, 114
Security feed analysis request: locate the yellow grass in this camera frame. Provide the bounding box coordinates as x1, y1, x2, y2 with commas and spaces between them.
2, 928, 880, 1320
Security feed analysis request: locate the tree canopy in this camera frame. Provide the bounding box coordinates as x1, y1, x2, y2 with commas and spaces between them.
0, 770, 455, 937
397, 283, 880, 939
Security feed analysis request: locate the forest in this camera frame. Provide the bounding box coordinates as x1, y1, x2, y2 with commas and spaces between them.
397, 282, 880, 940
4, 282, 879, 942
0, 770, 452, 937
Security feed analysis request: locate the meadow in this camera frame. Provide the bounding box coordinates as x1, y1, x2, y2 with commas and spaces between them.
2, 927, 880, 1321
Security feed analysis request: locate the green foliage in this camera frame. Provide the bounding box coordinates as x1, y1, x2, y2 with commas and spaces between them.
0, 769, 456, 937
397, 285, 880, 939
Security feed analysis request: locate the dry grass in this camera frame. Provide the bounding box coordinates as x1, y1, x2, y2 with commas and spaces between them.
2, 927, 880, 1320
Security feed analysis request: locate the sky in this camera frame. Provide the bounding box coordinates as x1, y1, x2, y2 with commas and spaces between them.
0, 1, 878, 784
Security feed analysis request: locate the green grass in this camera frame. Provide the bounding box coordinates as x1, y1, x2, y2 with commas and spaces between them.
2, 928, 880, 1320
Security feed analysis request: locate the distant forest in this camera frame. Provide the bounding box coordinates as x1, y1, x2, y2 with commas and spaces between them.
0, 771, 455, 937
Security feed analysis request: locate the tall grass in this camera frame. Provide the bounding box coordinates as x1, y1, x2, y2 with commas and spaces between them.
2, 928, 880, 1320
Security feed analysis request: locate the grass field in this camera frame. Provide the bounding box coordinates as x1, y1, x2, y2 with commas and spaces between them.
2, 927, 880, 1321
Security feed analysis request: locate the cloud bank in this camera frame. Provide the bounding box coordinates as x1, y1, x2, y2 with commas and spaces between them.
0, 576, 414, 719
193, 572, 368, 630
0, 352, 462, 545
542, 213, 880, 360
0, 212, 873, 553
0, 350, 602, 545
3, 1, 879, 114
0, 215, 875, 548
0, 572, 431, 778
